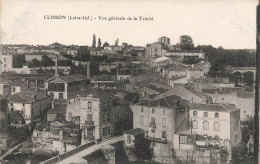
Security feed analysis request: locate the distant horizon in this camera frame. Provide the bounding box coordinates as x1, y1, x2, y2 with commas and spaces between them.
1, 0, 258, 49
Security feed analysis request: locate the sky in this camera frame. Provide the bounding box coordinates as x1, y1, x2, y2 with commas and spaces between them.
1, 0, 258, 49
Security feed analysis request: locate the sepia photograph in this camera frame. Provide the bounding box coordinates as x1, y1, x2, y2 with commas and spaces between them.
0, 0, 259, 163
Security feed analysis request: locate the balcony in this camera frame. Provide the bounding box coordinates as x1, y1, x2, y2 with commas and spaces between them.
146, 136, 167, 144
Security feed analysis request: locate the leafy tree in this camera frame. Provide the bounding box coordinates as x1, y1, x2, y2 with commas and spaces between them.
103, 42, 109, 47
98, 38, 102, 49
92, 34, 96, 48
32, 58, 40, 67
115, 38, 119, 46
133, 138, 154, 161
241, 116, 254, 143
13, 54, 26, 68
179, 35, 194, 50
243, 71, 254, 87
41, 55, 54, 67
76, 46, 90, 61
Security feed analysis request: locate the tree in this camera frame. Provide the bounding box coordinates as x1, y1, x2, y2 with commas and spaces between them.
115, 38, 119, 46
179, 35, 194, 50
98, 38, 102, 49
41, 55, 54, 67
13, 54, 26, 68
133, 138, 154, 161
32, 58, 40, 67
76, 46, 90, 61
243, 71, 254, 87
103, 42, 109, 47
92, 34, 96, 48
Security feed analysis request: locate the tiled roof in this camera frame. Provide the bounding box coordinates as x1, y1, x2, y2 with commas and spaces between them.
188, 67, 201, 71
154, 56, 170, 63
190, 103, 238, 112
145, 84, 168, 94
202, 87, 244, 94
9, 81, 27, 87
46, 74, 88, 83
94, 75, 116, 82
47, 104, 67, 114
235, 91, 254, 99
140, 94, 189, 109
168, 66, 186, 72
8, 90, 49, 103
124, 128, 145, 135
78, 89, 115, 99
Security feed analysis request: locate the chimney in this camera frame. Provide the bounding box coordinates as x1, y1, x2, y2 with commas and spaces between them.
55, 54, 58, 76
87, 61, 90, 78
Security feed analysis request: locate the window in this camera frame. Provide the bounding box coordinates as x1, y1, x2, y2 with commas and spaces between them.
107, 112, 111, 121
69, 112, 72, 119
102, 114, 106, 123
22, 108, 25, 116
163, 110, 166, 115
193, 120, 198, 129
214, 122, 220, 131
215, 112, 219, 118
4, 64, 6, 68
193, 111, 197, 117
235, 135, 238, 143
203, 121, 209, 130
59, 93, 63, 99
140, 116, 144, 125
150, 117, 156, 127
11, 103, 13, 106
162, 118, 166, 128
23, 103, 25, 107
12, 87, 16, 93
222, 98, 224, 101
203, 112, 208, 118
162, 130, 167, 138
152, 109, 155, 114
88, 101, 92, 109
4, 58, 6, 62
155, 47, 157, 52
127, 134, 131, 144
180, 135, 188, 144
141, 108, 144, 113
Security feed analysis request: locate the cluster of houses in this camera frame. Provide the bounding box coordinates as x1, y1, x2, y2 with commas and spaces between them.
0, 36, 255, 161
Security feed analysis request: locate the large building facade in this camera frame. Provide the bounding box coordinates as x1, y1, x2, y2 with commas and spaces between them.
189, 103, 241, 145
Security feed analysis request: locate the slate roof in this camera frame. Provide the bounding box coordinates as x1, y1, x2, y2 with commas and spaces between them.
190, 103, 238, 112
8, 90, 49, 103
46, 74, 88, 83
124, 128, 145, 135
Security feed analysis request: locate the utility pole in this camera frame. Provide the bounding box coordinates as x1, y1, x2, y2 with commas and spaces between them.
255, 1, 260, 163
